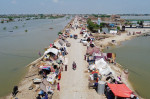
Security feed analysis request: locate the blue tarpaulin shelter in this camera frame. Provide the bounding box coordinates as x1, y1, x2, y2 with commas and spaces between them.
109, 24, 115, 27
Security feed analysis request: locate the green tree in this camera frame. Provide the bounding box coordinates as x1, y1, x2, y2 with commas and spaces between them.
87, 18, 99, 32
137, 21, 140, 24
1, 20, 4, 23
25, 29, 28, 32
117, 26, 120, 31
87, 18, 106, 32
139, 21, 144, 26
8, 17, 14, 21
15, 26, 18, 29
137, 20, 144, 27
100, 23, 106, 28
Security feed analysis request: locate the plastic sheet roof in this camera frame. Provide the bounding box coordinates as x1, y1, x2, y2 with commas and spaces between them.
107, 83, 133, 98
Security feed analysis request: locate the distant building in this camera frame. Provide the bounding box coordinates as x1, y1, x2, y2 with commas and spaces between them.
90, 17, 98, 23
111, 15, 121, 22
110, 29, 118, 34
109, 23, 115, 27
111, 15, 120, 19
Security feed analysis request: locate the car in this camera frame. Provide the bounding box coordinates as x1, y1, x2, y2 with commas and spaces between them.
80, 38, 87, 43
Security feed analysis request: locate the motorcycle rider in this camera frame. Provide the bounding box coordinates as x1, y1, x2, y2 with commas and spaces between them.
72, 61, 76, 70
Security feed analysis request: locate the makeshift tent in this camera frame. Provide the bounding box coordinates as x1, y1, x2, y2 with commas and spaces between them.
94, 53, 103, 60
102, 28, 109, 33
83, 32, 89, 38
93, 47, 100, 53
44, 48, 59, 55
58, 39, 65, 46
95, 58, 111, 75
93, 52, 101, 56
42, 67, 50, 71
47, 74, 56, 84
86, 47, 93, 55
39, 66, 51, 69
110, 30, 117, 34
40, 79, 53, 93
107, 83, 133, 98
86, 47, 100, 55
109, 24, 115, 27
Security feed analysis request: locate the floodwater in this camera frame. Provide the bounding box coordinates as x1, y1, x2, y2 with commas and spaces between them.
121, 16, 150, 20
0, 17, 71, 97
105, 35, 150, 99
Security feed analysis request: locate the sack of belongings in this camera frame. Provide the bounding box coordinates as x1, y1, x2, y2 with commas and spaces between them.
66, 43, 71, 47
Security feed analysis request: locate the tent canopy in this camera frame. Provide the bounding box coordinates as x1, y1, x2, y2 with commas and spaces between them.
107, 83, 133, 98
95, 58, 111, 75
44, 48, 59, 55
86, 47, 100, 55
83, 32, 89, 38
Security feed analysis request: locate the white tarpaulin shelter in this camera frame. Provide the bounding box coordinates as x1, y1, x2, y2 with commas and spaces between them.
44, 48, 59, 55
95, 58, 111, 75
83, 32, 90, 38
93, 52, 101, 56
110, 30, 117, 34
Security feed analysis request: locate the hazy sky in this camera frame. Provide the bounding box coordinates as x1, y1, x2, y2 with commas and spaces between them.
0, 0, 150, 14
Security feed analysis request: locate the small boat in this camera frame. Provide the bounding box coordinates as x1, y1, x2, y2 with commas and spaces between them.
9, 31, 13, 32
49, 28, 53, 29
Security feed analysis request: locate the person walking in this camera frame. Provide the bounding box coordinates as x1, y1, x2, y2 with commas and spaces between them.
65, 65, 67, 71
58, 72, 61, 80
38, 51, 41, 57
57, 83, 60, 91
84, 55, 86, 60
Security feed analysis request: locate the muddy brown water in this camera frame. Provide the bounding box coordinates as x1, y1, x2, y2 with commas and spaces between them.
0, 17, 71, 97
105, 35, 150, 99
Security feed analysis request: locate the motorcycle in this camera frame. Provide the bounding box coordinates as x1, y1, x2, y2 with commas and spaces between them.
72, 61, 76, 70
